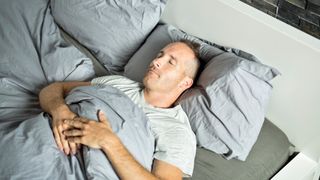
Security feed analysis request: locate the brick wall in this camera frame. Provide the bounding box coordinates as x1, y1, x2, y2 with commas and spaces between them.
239, 0, 320, 39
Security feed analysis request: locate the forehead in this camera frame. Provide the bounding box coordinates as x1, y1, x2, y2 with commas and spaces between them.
162, 42, 195, 61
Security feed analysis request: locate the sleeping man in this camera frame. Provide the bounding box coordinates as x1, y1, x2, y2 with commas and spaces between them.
39, 40, 200, 180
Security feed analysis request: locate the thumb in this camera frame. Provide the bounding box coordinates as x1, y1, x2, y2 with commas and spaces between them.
97, 110, 108, 124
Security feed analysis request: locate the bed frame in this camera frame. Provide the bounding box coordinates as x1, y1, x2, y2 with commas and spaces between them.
161, 0, 320, 179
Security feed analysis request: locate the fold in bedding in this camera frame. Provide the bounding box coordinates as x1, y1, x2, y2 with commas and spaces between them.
0, 0, 94, 121
0, 85, 155, 179
66, 85, 154, 179
0, 0, 154, 179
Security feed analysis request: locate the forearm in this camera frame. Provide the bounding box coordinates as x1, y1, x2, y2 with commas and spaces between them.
101, 137, 158, 180
39, 82, 69, 115
39, 81, 91, 115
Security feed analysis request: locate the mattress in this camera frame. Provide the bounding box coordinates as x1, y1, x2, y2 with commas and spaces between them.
185, 119, 291, 180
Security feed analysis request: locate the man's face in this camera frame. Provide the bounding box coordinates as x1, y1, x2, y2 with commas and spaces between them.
143, 42, 195, 93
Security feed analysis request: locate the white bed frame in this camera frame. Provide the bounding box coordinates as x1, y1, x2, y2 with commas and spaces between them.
161, 0, 320, 179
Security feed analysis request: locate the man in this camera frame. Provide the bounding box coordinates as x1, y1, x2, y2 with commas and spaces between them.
39, 40, 200, 180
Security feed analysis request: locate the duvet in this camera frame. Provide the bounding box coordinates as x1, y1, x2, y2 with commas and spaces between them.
0, 0, 154, 179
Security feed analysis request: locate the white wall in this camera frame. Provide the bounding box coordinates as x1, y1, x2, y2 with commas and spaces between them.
161, 0, 320, 162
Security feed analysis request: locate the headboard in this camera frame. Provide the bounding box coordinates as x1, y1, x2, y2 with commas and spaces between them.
161, 0, 320, 178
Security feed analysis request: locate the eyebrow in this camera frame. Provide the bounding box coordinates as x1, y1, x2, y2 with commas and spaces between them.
170, 54, 177, 61
159, 50, 177, 61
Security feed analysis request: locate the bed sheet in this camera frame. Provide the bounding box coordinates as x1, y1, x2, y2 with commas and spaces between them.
184, 119, 291, 180
0, 0, 95, 122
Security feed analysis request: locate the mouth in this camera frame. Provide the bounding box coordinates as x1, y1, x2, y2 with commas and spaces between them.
148, 69, 160, 78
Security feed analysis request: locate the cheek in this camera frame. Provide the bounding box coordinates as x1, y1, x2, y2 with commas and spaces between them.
165, 69, 183, 80
161, 72, 183, 86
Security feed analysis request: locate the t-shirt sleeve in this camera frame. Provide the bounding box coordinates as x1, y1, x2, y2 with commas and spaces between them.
91, 75, 125, 87
153, 127, 197, 177
91, 75, 141, 93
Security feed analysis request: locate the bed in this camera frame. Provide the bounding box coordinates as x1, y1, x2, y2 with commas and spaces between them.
0, 0, 292, 179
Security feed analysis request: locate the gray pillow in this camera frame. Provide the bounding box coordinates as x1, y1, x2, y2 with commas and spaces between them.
50, 0, 167, 74
124, 24, 280, 161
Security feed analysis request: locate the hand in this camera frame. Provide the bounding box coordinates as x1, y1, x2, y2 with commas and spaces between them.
51, 106, 80, 155
63, 110, 116, 149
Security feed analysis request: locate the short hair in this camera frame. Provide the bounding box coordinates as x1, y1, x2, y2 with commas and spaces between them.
178, 39, 200, 59
178, 39, 201, 80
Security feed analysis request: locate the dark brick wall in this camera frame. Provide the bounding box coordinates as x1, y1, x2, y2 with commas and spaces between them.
239, 0, 320, 39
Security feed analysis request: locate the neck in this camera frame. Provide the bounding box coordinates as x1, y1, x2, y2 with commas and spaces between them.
143, 88, 180, 108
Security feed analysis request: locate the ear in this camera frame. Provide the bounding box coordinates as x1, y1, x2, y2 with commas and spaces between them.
179, 77, 193, 90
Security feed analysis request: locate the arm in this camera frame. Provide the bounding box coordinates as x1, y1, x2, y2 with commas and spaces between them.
39, 81, 91, 114
64, 111, 183, 180
102, 134, 182, 180
39, 81, 90, 155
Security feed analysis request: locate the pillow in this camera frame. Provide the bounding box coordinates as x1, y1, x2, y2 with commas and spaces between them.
59, 27, 110, 77
50, 0, 167, 74
124, 24, 280, 161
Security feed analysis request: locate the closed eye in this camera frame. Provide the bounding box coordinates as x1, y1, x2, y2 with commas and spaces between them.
156, 51, 164, 58
169, 59, 177, 65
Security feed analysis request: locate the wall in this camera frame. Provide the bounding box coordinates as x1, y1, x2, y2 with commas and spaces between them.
239, 0, 320, 39
161, 0, 320, 162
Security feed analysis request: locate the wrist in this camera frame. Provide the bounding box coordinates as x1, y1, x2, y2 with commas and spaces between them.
101, 134, 121, 152
50, 104, 71, 117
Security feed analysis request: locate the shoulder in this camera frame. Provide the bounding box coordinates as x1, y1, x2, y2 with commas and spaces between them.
91, 75, 142, 89
91, 75, 137, 85
92, 75, 143, 100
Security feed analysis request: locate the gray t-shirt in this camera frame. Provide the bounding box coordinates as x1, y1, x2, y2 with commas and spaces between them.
91, 75, 196, 177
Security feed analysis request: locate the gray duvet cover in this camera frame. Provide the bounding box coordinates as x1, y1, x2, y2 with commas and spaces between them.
0, 0, 154, 179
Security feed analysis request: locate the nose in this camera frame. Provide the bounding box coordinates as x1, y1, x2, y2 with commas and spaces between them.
152, 58, 161, 69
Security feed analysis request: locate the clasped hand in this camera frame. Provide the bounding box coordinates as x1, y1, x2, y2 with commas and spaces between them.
52, 109, 114, 155
63, 110, 115, 150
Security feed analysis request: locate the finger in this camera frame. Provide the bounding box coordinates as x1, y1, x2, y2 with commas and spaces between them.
98, 110, 108, 124
62, 123, 72, 131
61, 138, 70, 155
64, 119, 85, 129
64, 129, 83, 137
73, 116, 89, 123
67, 137, 82, 144
53, 127, 63, 151
58, 125, 70, 155
69, 142, 77, 155
76, 143, 81, 150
